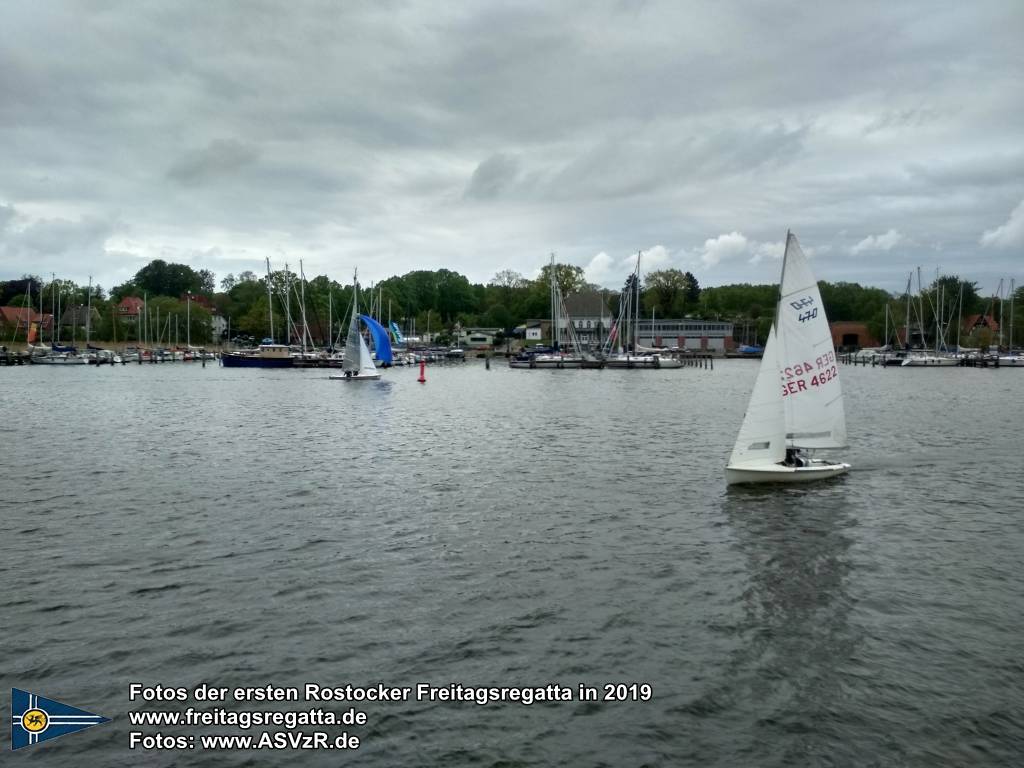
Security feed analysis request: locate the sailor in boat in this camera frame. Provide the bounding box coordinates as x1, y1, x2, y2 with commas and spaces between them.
784, 448, 807, 467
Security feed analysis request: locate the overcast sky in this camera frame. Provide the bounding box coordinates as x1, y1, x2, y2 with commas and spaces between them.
1, 1, 1022, 295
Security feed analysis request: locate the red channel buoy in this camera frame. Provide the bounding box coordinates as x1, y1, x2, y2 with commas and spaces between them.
417, 359, 426, 383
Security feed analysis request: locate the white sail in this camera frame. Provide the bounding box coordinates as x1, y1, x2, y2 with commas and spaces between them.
342, 305, 364, 374
356, 333, 378, 376
776, 233, 847, 449
728, 325, 787, 468
342, 280, 379, 377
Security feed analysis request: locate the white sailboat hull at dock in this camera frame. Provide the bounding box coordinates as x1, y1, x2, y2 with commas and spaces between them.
900, 354, 959, 367
508, 355, 583, 369
604, 354, 683, 369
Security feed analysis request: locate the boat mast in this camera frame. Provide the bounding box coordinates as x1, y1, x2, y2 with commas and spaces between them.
299, 259, 308, 354
956, 281, 964, 350
635, 250, 641, 353
917, 267, 924, 350
353, 269, 360, 360
20, 280, 31, 344
997, 278, 1005, 350
284, 262, 292, 346
1010, 278, 1016, 352
904, 273, 911, 350
86, 275, 92, 345
265, 257, 274, 342
549, 253, 556, 350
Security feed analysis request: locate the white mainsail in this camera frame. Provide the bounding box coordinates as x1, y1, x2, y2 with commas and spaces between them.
776, 232, 847, 449
728, 324, 786, 468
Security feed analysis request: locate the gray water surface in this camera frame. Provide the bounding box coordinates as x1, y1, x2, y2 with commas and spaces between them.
2, 361, 1022, 766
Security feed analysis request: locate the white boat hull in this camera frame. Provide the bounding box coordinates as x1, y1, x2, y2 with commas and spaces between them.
329, 372, 381, 380
725, 460, 850, 485
508, 358, 583, 369
605, 355, 682, 369
29, 355, 88, 365
900, 356, 959, 367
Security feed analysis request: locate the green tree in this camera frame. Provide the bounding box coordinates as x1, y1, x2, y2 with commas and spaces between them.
537, 262, 587, 297
644, 268, 700, 316
133, 260, 209, 298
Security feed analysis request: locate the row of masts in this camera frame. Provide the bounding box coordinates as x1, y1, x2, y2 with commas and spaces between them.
883, 269, 1017, 352
262, 258, 404, 352
15, 274, 198, 349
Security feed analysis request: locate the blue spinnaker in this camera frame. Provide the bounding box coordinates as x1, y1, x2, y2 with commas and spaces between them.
360, 315, 394, 364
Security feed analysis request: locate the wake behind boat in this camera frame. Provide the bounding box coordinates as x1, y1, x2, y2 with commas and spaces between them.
726, 232, 850, 485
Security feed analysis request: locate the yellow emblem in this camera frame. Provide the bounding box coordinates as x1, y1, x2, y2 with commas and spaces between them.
21, 708, 49, 733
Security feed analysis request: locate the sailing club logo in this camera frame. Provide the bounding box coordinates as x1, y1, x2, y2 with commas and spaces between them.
11, 689, 110, 750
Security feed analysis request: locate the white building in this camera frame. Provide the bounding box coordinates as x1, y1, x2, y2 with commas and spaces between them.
455, 327, 503, 349
634, 319, 733, 351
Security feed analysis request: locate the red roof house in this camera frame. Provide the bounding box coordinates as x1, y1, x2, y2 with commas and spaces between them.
962, 314, 999, 333
118, 297, 144, 319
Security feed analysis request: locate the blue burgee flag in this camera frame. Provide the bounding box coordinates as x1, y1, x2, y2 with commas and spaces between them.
11, 688, 110, 750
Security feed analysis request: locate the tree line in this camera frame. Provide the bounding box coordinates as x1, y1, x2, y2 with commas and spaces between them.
2, 260, 1020, 348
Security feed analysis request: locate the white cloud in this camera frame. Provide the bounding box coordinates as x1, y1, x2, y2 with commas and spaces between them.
850, 229, 904, 254
980, 199, 1024, 249
641, 245, 671, 270
749, 240, 785, 264
700, 232, 749, 267
583, 251, 615, 285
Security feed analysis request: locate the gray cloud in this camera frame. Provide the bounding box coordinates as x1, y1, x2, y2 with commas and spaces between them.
167, 139, 260, 185
464, 153, 522, 200
0, 203, 14, 231
1, 0, 1021, 294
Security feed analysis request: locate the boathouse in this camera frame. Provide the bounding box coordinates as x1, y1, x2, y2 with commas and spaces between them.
829, 321, 879, 351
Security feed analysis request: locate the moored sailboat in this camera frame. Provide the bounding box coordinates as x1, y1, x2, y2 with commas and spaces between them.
726, 232, 850, 485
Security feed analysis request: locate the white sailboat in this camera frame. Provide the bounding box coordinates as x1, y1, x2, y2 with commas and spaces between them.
329, 272, 381, 381
726, 232, 850, 485
509, 254, 587, 369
